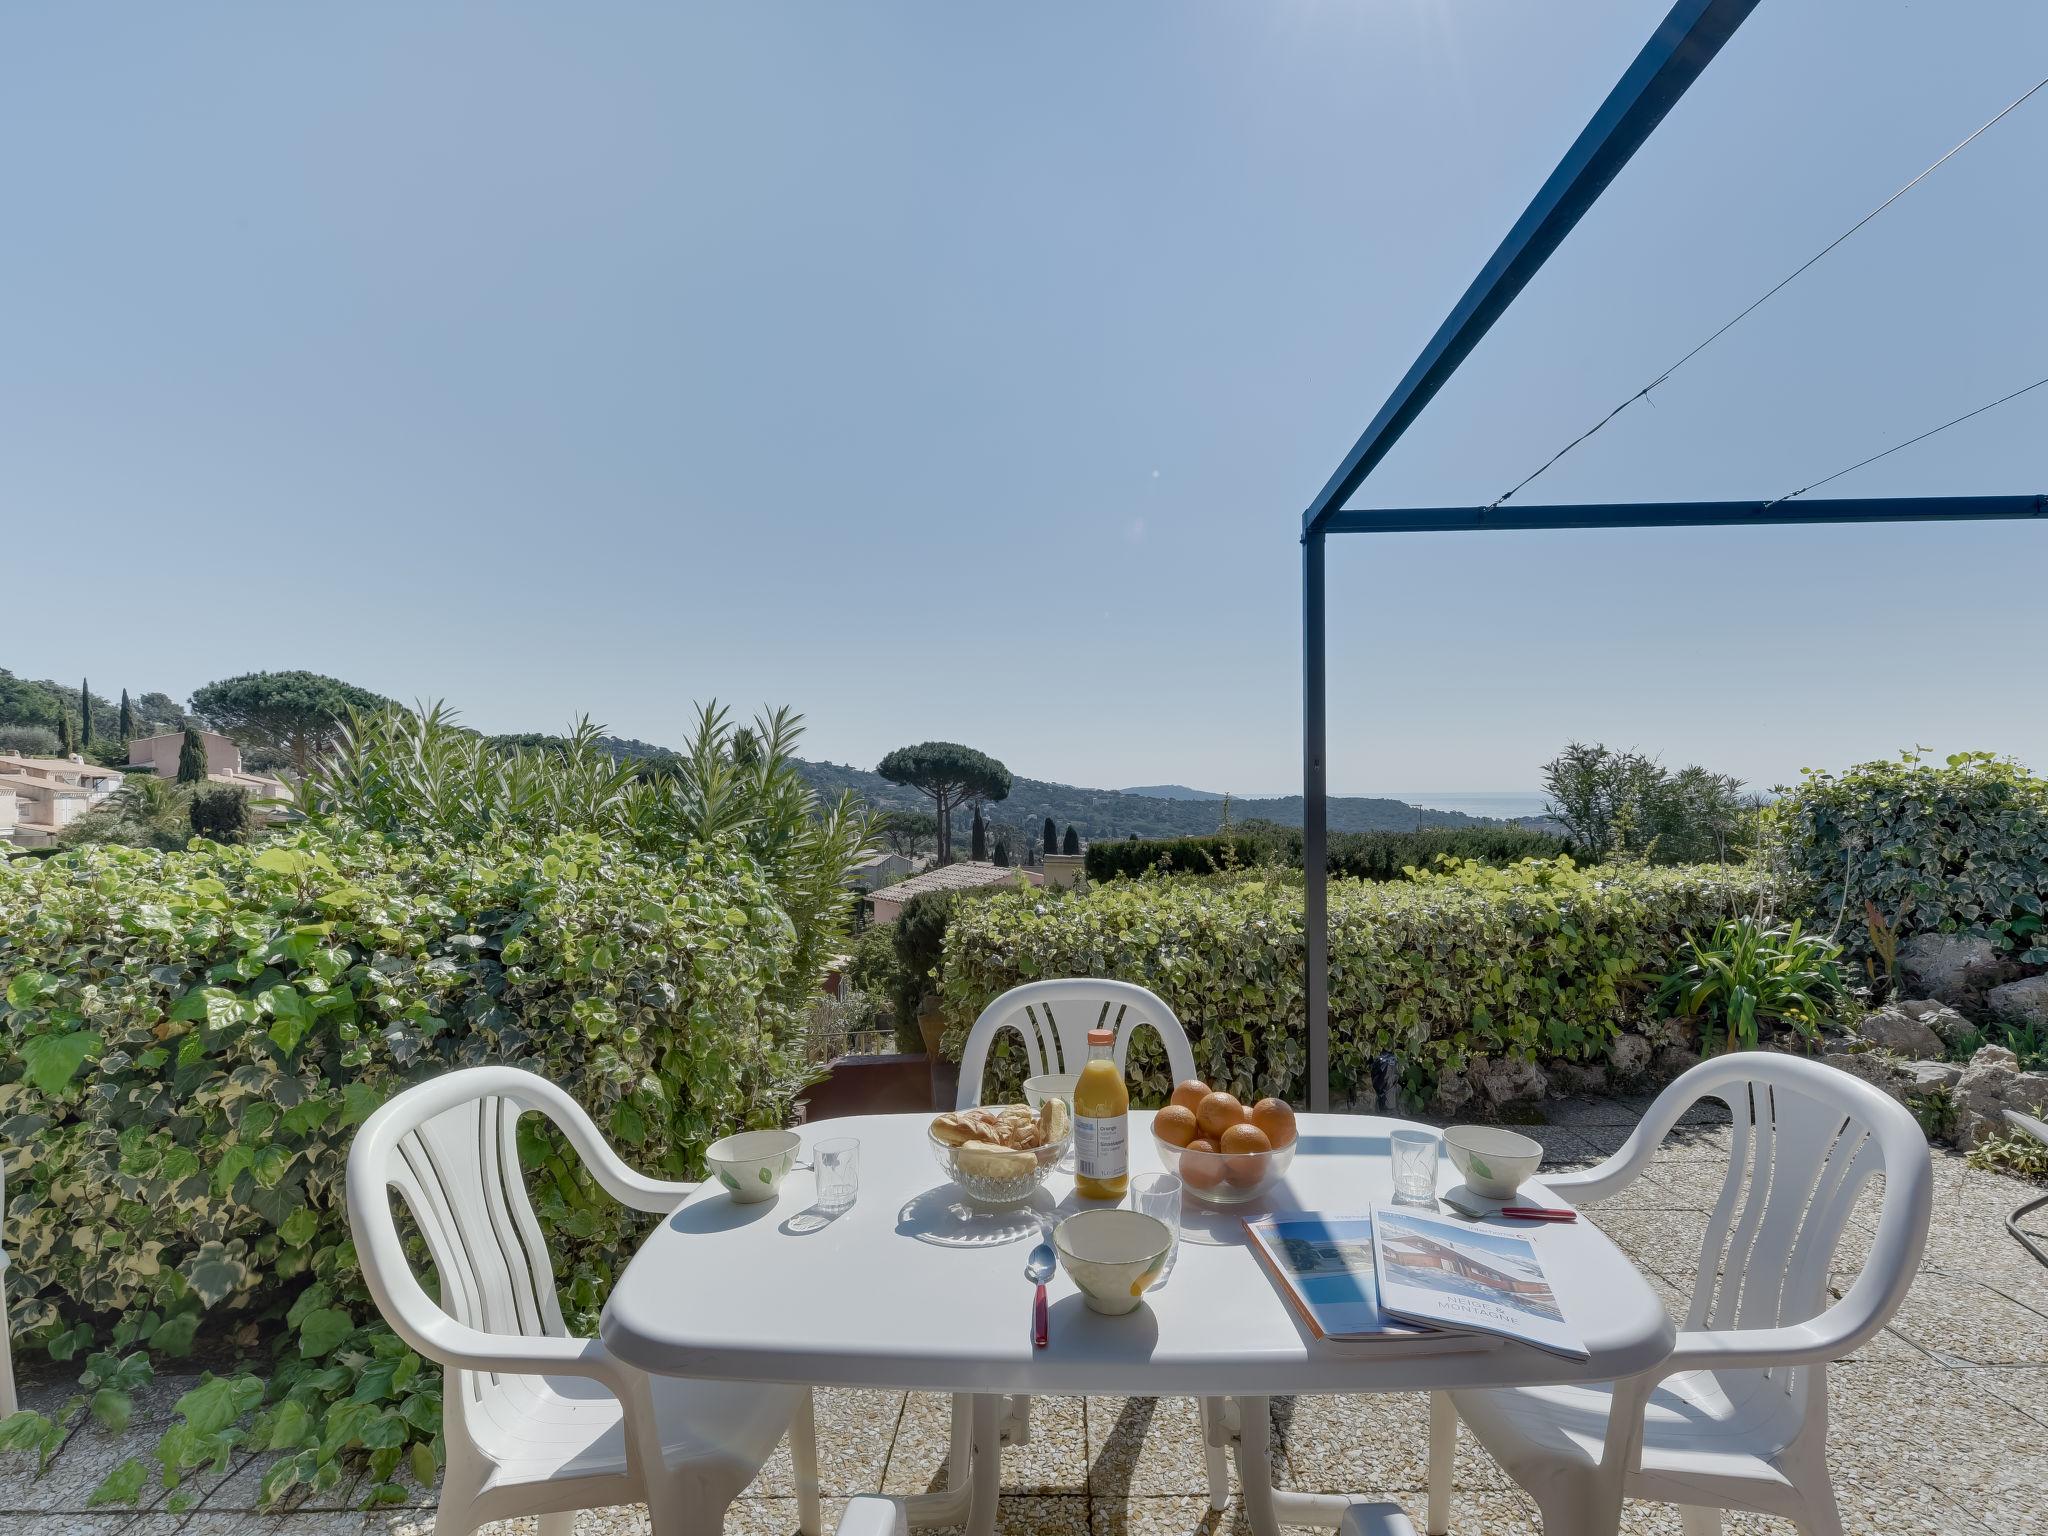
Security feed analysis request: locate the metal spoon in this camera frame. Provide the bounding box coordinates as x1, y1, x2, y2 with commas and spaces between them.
1025, 1236, 1055, 1348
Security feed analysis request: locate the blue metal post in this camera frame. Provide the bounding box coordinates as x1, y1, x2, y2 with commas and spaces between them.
1302, 529, 1329, 1113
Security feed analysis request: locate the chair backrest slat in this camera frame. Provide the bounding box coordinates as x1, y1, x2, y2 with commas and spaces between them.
955, 980, 1198, 1109
383, 1094, 567, 1409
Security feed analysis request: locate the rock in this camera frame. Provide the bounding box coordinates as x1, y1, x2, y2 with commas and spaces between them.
1897, 933, 1998, 1004
1550, 1060, 1607, 1095
1822, 1045, 1905, 1094
1896, 1059, 1961, 1092
1953, 1045, 2023, 1149
2008, 1071, 2048, 1120
1856, 1004, 1946, 1059
1606, 1033, 1652, 1080
1644, 1017, 1698, 1052
1651, 1045, 1699, 1081
1988, 974, 2048, 1030
1429, 1069, 1474, 1117
1468, 1054, 1549, 1108
1895, 999, 1974, 1047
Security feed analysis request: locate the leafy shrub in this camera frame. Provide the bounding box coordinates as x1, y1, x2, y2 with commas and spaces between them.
1657, 917, 1845, 1055
1969, 1131, 2048, 1183
1083, 823, 1573, 883
301, 701, 872, 1010
0, 724, 62, 756
1541, 743, 1753, 864
0, 827, 802, 1507
940, 857, 1758, 1107
1782, 750, 2048, 963
188, 786, 250, 844
57, 777, 195, 853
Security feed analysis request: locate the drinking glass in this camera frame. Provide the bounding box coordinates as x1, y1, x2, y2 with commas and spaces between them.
1389, 1128, 1440, 1206
1129, 1172, 1184, 1284
815, 1137, 860, 1214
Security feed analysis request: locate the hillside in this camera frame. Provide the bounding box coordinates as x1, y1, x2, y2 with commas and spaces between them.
792, 758, 1504, 838
1120, 784, 1227, 801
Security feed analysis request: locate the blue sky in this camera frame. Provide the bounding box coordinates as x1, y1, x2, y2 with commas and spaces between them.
3, 2, 2043, 797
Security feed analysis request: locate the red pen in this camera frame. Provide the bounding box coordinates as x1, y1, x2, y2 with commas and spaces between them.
1498, 1205, 1577, 1222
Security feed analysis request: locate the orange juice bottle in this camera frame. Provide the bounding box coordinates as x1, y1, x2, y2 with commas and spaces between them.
1072, 1027, 1129, 1200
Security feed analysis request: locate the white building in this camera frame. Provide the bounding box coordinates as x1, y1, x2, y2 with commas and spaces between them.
0, 754, 122, 847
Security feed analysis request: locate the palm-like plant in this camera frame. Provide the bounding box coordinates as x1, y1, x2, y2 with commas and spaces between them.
298, 700, 875, 1009
1659, 916, 1846, 1056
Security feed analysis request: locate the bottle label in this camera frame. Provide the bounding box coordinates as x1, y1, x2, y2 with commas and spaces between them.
1074, 1113, 1128, 1182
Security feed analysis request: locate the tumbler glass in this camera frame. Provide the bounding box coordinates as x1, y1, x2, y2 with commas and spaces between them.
1389, 1128, 1440, 1206
815, 1137, 860, 1214
1129, 1172, 1184, 1284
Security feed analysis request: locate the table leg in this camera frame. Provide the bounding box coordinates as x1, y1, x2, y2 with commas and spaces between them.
901, 1392, 1002, 1536
1228, 1394, 1350, 1536
901, 1394, 973, 1529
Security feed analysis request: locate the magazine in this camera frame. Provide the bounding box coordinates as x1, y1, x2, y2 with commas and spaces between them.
1244, 1214, 1471, 1344
1369, 1205, 1588, 1360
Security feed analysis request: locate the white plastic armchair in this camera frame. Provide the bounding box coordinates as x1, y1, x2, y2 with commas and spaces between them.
346, 1066, 820, 1536
1426, 1052, 1933, 1536
954, 978, 1197, 1110
954, 981, 1225, 1508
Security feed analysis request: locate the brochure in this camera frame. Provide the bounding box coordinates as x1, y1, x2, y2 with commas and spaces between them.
1369, 1205, 1588, 1360
1244, 1213, 1466, 1343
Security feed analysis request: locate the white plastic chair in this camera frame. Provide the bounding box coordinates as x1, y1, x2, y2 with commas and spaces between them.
1425, 1052, 1933, 1536
955, 980, 1220, 1506
346, 1066, 820, 1536
954, 977, 1198, 1110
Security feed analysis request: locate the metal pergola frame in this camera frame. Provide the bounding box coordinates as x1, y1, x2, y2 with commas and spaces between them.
1298, 0, 2046, 1111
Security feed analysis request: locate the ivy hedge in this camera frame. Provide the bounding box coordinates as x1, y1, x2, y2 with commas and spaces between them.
940, 858, 1757, 1107
1782, 750, 2048, 963
0, 828, 803, 1509
1082, 824, 1573, 883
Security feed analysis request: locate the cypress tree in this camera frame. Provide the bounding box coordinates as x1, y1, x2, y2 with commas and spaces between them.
1062, 824, 1079, 855
177, 726, 209, 784
992, 837, 1010, 868
970, 805, 988, 861
80, 680, 93, 746
1043, 816, 1057, 854
58, 712, 76, 757
119, 689, 134, 742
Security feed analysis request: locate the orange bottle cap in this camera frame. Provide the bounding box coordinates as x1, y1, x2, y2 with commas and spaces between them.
1087, 1028, 1114, 1045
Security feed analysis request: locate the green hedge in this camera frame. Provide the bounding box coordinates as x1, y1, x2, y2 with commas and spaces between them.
0, 827, 801, 1507
1083, 824, 1573, 883
1783, 751, 2048, 962
940, 857, 1756, 1107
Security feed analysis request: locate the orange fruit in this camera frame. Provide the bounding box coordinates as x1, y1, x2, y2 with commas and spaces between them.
1226, 1152, 1273, 1189
1195, 1091, 1248, 1140
1181, 1138, 1225, 1191
1153, 1104, 1199, 1148
1169, 1079, 1212, 1116
1249, 1098, 1297, 1150
1219, 1123, 1272, 1156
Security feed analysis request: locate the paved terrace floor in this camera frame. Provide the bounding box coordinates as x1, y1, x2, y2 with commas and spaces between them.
9, 1094, 2047, 1536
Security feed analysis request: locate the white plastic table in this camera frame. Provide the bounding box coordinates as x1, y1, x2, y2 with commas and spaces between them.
601, 1111, 1674, 1536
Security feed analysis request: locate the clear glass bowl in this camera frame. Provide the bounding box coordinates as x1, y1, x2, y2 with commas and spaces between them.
930, 1127, 1066, 1208
1151, 1130, 1296, 1205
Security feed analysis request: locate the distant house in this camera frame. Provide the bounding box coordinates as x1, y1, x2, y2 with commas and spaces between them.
846, 850, 922, 892
127, 730, 290, 806
865, 860, 1041, 926
0, 753, 122, 847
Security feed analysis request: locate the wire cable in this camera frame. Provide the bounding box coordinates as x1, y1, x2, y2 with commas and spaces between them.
1762, 373, 2048, 507
1485, 71, 2048, 510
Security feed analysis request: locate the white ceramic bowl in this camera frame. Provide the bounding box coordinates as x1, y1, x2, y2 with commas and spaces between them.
1152, 1129, 1295, 1205
706, 1129, 802, 1202
1052, 1208, 1173, 1314
930, 1128, 1064, 1208
1443, 1125, 1543, 1200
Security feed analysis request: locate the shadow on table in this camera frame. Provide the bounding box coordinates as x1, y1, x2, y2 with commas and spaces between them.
667, 1194, 783, 1234
896, 1183, 1053, 1248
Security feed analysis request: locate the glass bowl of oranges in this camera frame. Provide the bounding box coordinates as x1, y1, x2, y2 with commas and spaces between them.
1151, 1080, 1297, 1204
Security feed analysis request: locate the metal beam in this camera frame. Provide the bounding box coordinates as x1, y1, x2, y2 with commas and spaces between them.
1301, 0, 1763, 538
1302, 530, 1329, 1113
1323, 494, 2048, 536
